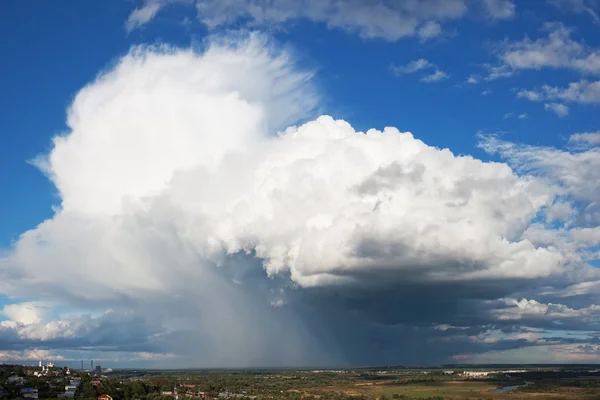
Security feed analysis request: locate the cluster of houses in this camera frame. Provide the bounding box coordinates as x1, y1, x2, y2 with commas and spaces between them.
310, 370, 347, 374
462, 369, 527, 378
5, 375, 38, 399
2, 361, 76, 399
1, 381, 39, 399
1, 376, 110, 400
170, 385, 253, 399
57, 378, 82, 398
1, 362, 114, 400
20, 388, 39, 399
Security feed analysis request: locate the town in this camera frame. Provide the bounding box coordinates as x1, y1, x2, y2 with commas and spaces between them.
2, 363, 600, 400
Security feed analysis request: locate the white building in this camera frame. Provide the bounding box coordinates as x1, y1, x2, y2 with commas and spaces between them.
65, 385, 77, 392
462, 371, 490, 378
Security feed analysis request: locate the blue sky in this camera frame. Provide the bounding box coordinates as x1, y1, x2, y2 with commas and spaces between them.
1, 0, 600, 367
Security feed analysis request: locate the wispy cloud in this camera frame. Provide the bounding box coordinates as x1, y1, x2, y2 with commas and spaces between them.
503, 111, 529, 119
391, 59, 435, 75
518, 80, 600, 104
126, 0, 166, 32
487, 22, 600, 79
548, 0, 600, 25
503, 112, 528, 119
196, 0, 469, 41
126, 0, 193, 32
391, 59, 449, 83
126, 0, 524, 40
467, 74, 480, 84
482, 0, 516, 20
421, 70, 450, 83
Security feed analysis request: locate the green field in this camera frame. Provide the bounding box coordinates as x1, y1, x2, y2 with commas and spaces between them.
318, 381, 499, 399
318, 379, 600, 400
376, 381, 496, 398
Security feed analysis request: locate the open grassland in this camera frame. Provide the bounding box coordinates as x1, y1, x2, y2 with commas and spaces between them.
378, 381, 496, 398
320, 380, 495, 398
316, 380, 600, 400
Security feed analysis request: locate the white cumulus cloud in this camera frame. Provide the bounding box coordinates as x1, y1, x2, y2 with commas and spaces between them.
569, 131, 600, 147
545, 102, 569, 117
2, 32, 598, 366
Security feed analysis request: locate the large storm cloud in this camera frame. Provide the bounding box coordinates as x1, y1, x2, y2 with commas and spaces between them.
2, 32, 600, 366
